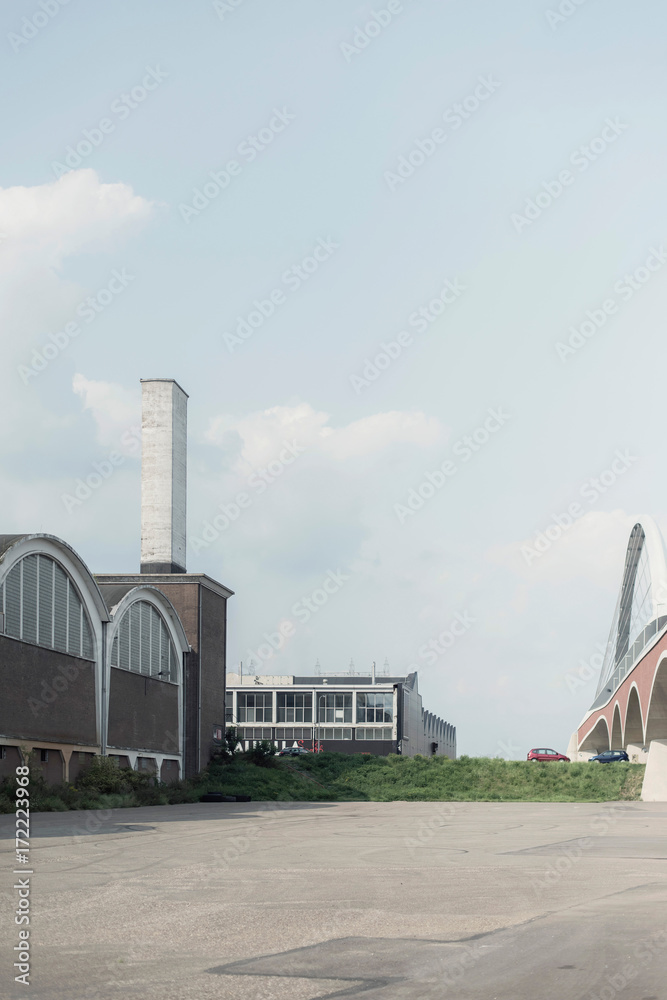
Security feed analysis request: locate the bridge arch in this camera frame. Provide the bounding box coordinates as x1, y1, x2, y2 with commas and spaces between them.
580, 716, 610, 754
624, 685, 644, 747
645, 654, 667, 744
610, 703, 623, 750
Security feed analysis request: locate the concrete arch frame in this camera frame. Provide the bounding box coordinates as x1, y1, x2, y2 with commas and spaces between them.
105, 585, 189, 775
0, 533, 111, 744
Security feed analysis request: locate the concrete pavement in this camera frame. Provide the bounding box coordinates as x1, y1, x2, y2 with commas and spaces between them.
1, 800, 666, 998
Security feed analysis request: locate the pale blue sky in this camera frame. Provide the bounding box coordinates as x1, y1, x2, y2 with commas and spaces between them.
2, 0, 667, 755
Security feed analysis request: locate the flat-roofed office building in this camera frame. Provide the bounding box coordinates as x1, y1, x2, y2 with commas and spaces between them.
225, 670, 456, 757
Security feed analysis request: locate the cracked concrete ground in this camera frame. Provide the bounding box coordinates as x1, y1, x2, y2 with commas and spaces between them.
1, 800, 666, 998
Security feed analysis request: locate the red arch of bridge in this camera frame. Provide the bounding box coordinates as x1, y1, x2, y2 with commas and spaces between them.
578, 632, 667, 753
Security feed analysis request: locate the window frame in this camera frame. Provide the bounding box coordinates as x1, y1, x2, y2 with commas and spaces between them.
277, 692, 313, 723
317, 693, 352, 724
356, 691, 393, 724
237, 692, 273, 723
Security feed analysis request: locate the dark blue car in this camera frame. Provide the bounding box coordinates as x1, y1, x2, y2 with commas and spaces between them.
589, 750, 629, 763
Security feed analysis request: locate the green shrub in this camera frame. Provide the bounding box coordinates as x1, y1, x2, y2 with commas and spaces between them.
76, 756, 152, 794
242, 740, 279, 768
210, 727, 243, 763
38, 795, 69, 812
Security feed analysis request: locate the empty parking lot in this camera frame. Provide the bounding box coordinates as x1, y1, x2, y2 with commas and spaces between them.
2, 800, 666, 998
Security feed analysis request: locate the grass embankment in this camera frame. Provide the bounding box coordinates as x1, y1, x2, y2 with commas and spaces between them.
296, 753, 645, 802
0, 753, 645, 814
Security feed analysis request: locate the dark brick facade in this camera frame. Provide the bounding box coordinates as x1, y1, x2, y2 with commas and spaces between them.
68, 751, 95, 783
160, 758, 179, 783
0, 635, 97, 746
0, 745, 22, 779
107, 667, 179, 754
34, 748, 65, 785
199, 585, 227, 771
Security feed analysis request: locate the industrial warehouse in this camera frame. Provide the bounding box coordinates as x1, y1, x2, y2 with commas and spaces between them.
0, 379, 232, 783
0, 378, 456, 783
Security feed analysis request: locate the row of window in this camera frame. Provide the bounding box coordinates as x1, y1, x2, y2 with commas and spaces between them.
110, 600, 179, 682
317, 728, 353, 741
237, 727, 394, 741
356, 728, 393, 741
0, 554, 94, 659
273, 727, 312, 741
231, 691, 394, 724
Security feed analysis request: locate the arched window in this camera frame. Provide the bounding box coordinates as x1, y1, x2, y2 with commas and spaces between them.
0, 554, 94, 659
110, 600, 179, 682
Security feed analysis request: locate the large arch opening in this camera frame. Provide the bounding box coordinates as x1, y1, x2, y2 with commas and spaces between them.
579, 716, 610, 754
610, 704, 623, 749
624, 687, 644, 747
0, 552, 95, 659
645, 658, 667, 744
110, 599, 180, 681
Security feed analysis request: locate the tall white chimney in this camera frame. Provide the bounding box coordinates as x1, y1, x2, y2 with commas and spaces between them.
140, 378, 188, 574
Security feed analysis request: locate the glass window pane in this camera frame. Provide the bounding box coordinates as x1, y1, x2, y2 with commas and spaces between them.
119, 611, 130, 669
53, 563, 68, 651
129, 603, 141, 671
140, 602, 151, 675
82, 613, 94, 660
5, 565, 21, 639
68, 583, 82, 656
38, 556, 54, 648
150, 605, 161, 676
22, 554, 38, 644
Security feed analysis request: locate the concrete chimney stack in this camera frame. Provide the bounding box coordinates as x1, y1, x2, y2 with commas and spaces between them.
140, 378, 188, 574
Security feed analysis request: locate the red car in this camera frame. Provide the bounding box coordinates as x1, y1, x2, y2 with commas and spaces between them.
527, 747, 570, 762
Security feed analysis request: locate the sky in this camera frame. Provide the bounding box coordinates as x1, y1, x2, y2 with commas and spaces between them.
2, 0, 667, 756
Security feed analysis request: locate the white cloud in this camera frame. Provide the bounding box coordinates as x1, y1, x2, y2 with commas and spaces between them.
72, 374, 140, 449
0, 172, 154, 531
1, 170, 154, 368
324, 410, 442, 460
205, 402, 444, 470
0, 168, 154, 273
488, 509, 635, 589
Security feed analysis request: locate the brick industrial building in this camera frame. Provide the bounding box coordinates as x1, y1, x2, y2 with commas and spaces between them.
0, 380, 232, 783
